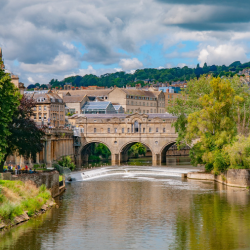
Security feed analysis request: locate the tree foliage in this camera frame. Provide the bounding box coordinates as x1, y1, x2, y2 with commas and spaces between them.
58, 156, 75, 171
27, 61, 250, 90
168, 75, 250, 173
0, 96, 46, 171
0, 66, 20, 167
128, 143, 147, 158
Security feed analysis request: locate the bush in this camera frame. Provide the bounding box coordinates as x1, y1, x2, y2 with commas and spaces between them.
33, 164, 40, 169
58, 156, 76, 171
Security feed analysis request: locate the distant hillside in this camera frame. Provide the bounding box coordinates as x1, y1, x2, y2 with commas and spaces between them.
27, 61, 250, 89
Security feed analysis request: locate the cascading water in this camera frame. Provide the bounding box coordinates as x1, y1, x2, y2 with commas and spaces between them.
67, 165, 201, 182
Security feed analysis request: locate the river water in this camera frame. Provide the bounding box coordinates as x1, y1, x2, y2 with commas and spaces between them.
1, 163, 250, 250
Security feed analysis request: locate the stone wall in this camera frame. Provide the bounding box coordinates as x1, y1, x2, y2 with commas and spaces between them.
187, 169, 250, 188
0, 172, 12, 180
13, 171, 60, 197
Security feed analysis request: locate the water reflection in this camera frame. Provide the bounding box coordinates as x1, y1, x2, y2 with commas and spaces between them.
1, 170, 250, 250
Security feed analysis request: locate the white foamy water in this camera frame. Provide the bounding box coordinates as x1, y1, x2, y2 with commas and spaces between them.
68, 165, 201, 182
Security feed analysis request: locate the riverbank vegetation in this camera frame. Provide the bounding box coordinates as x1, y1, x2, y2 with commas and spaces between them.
168, 75, 250, 174
0, 180, 52, 223
58, 156, 76, 171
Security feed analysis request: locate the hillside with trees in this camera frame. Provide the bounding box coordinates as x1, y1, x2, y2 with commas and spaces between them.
26, 61, 250, 89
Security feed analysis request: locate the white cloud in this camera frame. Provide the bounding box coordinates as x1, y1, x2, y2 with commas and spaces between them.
20, 54, 78, 73
27, 77, 35, 83
119, 58, 143, 71
198, 44, 248, 66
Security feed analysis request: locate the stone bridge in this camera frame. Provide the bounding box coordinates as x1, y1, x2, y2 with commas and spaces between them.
69, 113, 178, 166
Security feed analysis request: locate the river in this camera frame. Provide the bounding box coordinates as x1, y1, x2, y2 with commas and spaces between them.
1, 161, 250, 250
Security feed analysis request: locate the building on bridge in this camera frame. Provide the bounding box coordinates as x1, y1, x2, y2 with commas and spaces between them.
68, 113, 178, 166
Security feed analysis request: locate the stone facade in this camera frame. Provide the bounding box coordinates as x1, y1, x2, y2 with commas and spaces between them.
108, 87, 165, 114
63, 95, 89, 114
69, 113, 178, 166
25, 90, 65, 127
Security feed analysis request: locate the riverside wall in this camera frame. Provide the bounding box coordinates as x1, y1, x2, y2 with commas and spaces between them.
12, 171, 60, 197
187, 169, 250, 188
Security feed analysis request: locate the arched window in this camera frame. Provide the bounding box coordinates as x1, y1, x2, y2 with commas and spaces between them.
134, 121, 139, 133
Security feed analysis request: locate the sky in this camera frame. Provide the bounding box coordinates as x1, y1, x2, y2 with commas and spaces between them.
1, 0, 250, 85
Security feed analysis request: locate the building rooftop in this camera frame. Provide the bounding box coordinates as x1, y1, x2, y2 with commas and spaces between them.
81, 101, 111, 110
63, 95, 87, 103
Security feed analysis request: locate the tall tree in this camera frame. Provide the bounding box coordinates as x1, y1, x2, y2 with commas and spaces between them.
0, 96, 46, 171
0, 64, 20, 167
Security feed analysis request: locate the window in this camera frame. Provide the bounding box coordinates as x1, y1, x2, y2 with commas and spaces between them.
134, 121, 139, 133
34, 114, 37, 120
39, 114, 42, 120
149, 127, 151, 133
44, 106, 47, 111
108, 128, 110, 133
143, 102, 145, 106
39, 106, 41, 111
34, 107, 36, 111
131, 101, 133, 105
143, 128, 145, 133
122, 128, 124, 133
156, 127, 158, 132
44, 114, 47, 120
150, 109, 152, 113
81, 128, 84, 133
114, 128, 117, 133
128, 101, 129, 104
127, 128, 130, 133
94, 128, 96, 133
143, 110, 145, 114
150, 103, 152, 107
163, 128, 166, 133
147, 103, 149, 106
147, 110, 149, 113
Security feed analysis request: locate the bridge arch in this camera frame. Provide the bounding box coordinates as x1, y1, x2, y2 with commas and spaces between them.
79, 140, 112, 166
119, 141, 154, 165
160, 141, 191, 165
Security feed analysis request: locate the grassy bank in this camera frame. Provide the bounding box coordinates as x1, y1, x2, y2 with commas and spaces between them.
0, 180, 52, 223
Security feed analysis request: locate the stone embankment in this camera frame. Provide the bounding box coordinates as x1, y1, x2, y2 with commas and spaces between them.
187, 169, 250, 188
0, 200, 56, 231
1, 170, 64, 198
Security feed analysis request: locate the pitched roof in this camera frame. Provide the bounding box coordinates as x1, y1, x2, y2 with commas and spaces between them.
57, 89, 112, 97
119, 88, 162, 98
63, 95, 87, 103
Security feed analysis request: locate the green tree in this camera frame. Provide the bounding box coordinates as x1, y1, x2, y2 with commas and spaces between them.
128, 143, 147, 158
0, 66, 20, 171
1, 96, 46, 171
58, 156, 75, 170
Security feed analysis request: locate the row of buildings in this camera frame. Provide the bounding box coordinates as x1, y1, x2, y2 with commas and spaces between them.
0, 48, 181, 128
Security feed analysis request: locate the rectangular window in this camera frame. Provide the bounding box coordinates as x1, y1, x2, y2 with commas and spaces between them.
156, 127, 158, 132
39, 106, 41, 111
108, 128, 110, 133
149, 128, 151, 133
39, 114, 42, 120
34, 107, 36, 111
122, 128, 124, 133
44, 114, 47, 120
127, 128, 130, 133
34, 114, 36, 120
94, 128, 96, 133
44, 106, 47, 111
143, 128, 145, 133
154, 109, 156, 113
114, 128, 117, 133
163, 128, 166, 133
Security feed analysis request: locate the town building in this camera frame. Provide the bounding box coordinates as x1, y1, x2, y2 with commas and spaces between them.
63, 95, 89, 115
108, 87, 165, 114
24, 90, 65, 127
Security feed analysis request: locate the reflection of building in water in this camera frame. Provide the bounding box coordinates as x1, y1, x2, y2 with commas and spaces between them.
166, 144, 190, 156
